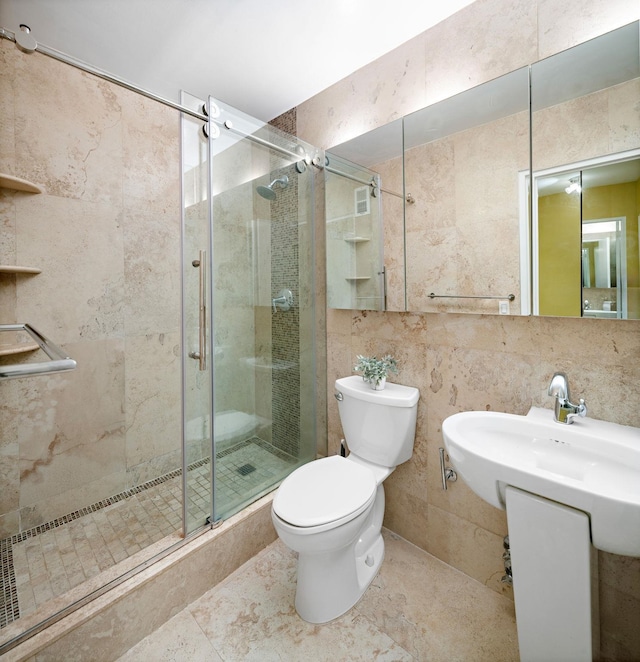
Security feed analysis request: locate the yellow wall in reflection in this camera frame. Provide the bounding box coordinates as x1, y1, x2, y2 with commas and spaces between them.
538, 192, 581, 316
539, 179, 640, 318
584, 180, 639, 318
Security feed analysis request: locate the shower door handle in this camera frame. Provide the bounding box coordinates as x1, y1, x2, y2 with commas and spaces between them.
189, 250, 206, 371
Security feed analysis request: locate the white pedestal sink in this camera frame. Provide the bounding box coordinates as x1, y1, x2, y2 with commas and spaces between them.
442, 406, 640, 662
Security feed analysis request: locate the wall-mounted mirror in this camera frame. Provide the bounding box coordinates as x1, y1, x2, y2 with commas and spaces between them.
325, 20, 639, 319
325, 154, 385, 310
326, 119, 406, 311
526, 21, 640, 320
403, 67, 529, 314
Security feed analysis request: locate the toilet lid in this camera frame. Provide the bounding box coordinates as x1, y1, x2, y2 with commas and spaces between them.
273, 456, 376, 528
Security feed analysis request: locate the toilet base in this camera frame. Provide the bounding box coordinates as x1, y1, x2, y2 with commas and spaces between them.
295, 532, 384, 624
293, 485, 385, 624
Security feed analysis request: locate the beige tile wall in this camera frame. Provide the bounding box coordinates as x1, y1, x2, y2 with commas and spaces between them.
405, 110, 527, 314
297, 0, 640, 658
0, 42, 182, 536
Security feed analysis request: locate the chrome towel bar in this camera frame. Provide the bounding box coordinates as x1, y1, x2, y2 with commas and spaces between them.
428, 293, 515, 301
0, 323, 77, 379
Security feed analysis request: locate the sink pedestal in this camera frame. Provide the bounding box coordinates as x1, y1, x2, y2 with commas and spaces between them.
506, 486, 599, 662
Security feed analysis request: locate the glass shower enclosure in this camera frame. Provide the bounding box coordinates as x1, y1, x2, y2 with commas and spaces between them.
182, 96, 320, 533
0, 31, 321, 650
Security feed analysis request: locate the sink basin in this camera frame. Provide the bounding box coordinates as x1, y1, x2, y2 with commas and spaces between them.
442, 407, 640, 556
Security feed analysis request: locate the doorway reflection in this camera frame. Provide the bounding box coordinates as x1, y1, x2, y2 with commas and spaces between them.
532, 153, 640, 319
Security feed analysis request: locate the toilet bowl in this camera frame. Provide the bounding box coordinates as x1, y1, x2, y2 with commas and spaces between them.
272, 376, 419, 623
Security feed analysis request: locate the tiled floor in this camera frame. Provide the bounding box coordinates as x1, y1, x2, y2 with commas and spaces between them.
3, 472, 184, 628
214, 437, 298, 519
116, 530, 520, 662
1, 438, 295, 632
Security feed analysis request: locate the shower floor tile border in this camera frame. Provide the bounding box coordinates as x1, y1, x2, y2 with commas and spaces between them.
0, 437, 297, 630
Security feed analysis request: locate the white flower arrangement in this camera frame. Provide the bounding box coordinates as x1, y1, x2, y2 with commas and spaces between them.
353, 354, 398, 389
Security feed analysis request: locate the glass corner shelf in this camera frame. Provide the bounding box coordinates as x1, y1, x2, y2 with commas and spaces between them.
0, 324, 76, 379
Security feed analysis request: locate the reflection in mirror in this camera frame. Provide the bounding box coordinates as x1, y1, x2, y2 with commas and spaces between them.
582, 219, 625, 317
325, 154, 385, 310
325, 119, 406, 311
530, 153, 640, 319
403, 67, 529, 314
529, 21, 640, 320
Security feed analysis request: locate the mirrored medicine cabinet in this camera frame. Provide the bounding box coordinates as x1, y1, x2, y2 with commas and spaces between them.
325, 20, 640, 320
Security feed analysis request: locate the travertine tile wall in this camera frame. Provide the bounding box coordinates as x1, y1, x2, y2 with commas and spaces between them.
0, 42, 182, 537
405, 110, 527, 314
376, 158, 405, 312
296, 0, 640, 659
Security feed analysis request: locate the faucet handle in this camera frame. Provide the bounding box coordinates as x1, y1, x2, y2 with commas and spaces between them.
565, 398, 587, 424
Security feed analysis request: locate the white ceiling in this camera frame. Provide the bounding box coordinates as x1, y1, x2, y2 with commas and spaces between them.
0, 0, 476, 122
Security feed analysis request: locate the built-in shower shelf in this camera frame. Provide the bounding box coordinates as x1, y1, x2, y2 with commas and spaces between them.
345, 276, 371, 281
0, 342, 40, 356
343, 236, 371, 243
0, 265, 42, 274
0, 173, 45, 194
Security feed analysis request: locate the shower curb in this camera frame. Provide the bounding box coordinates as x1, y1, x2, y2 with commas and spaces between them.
1, 493, 277, 662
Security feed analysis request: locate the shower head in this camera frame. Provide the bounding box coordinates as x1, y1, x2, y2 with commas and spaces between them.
256, 175, 289, 200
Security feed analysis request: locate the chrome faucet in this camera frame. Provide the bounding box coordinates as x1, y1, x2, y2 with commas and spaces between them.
547, 372, 587, 424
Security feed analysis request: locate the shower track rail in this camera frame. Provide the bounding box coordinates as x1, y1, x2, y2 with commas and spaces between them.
0, 27, 208, 123
324, 164, 412, 203
0, 26, 312, 164
0, 324, 76, 379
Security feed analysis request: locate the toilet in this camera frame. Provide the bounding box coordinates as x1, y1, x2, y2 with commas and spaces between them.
271, 375, 419, 623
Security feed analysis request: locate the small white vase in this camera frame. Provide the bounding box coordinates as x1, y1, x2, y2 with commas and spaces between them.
371, 376, 386, 390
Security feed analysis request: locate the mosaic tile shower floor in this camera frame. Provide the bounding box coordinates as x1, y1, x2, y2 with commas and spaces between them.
0, 437, 295, 631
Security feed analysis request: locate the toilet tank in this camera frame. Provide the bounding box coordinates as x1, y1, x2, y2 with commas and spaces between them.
335, 376, 419, 468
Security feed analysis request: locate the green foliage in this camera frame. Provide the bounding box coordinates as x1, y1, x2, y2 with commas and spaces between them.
353, 354, 398, 387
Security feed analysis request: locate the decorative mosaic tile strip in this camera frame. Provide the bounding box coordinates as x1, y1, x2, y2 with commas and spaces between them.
0, 537, 19, 629
7, 457, 210, 547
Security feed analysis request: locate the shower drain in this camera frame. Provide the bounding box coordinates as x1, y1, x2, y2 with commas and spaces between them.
237, 463, 256, 476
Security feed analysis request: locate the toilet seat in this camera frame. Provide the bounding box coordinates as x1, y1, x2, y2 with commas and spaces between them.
273, 455, 376, 528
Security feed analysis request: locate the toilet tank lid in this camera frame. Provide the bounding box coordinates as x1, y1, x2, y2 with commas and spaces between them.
335, 376, 419, 407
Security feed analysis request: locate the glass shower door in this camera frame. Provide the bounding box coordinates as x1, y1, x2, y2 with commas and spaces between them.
182, 93, 214, 534
207, 98, 320, 522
